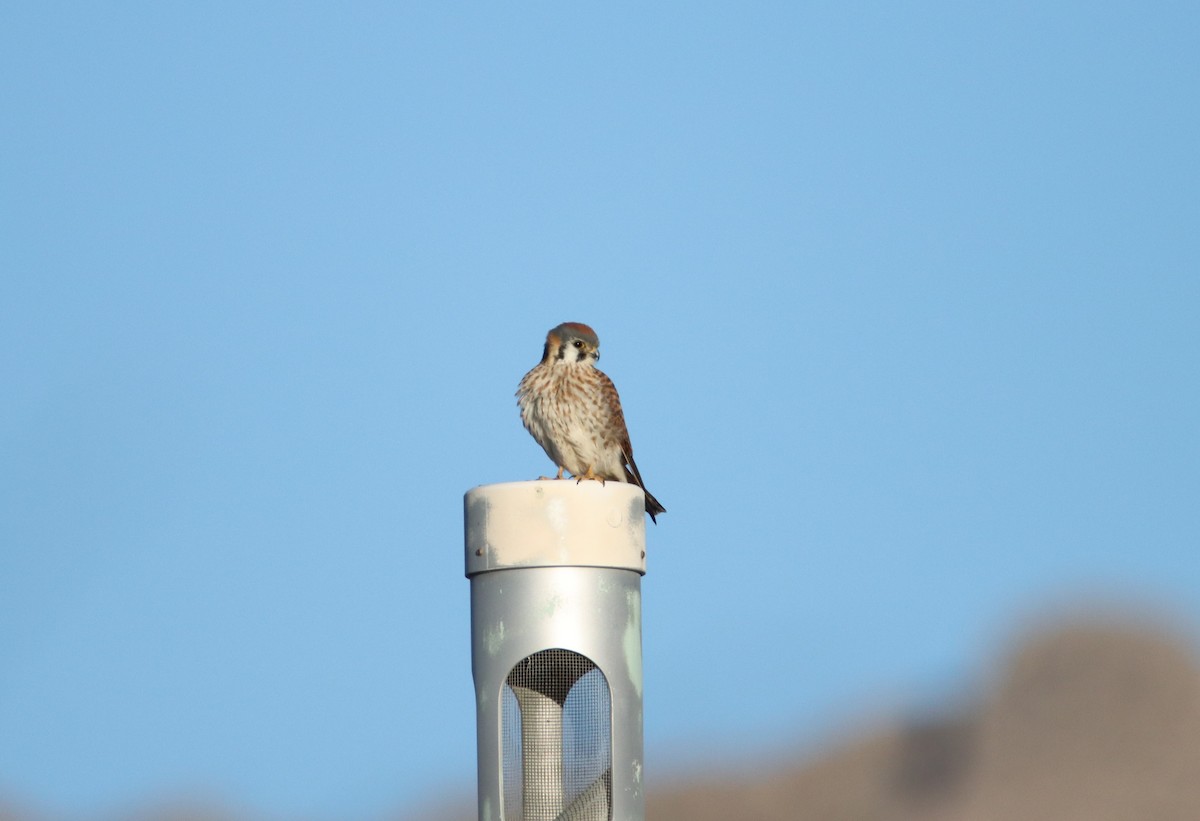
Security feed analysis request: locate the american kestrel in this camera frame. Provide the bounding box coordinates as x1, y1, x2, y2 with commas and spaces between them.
517, 322, 666, 523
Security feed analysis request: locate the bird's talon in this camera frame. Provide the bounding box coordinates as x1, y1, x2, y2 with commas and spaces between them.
575, 466, 604, 484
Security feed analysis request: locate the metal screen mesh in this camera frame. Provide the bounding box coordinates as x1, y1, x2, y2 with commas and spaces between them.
503, 649, 612, 821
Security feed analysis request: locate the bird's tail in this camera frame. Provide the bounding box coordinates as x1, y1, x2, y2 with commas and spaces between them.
642, 489, 666, 524
623, 450, 665, 524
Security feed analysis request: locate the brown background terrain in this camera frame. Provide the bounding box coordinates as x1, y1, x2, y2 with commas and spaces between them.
645, 620, 1200, 821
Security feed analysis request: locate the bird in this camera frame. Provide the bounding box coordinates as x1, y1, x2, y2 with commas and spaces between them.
516, 322, 666, 523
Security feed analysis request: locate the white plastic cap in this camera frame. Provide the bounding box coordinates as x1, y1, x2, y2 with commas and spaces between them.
464, 480, 647, 577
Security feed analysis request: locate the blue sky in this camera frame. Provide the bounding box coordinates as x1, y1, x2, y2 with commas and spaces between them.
2, 2, 1197, 818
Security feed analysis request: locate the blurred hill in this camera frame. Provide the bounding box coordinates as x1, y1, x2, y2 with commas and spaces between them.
4, 619, 1198, 821
647, 620, 1200, 821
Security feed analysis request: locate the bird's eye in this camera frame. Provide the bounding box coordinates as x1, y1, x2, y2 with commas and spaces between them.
573, 340, 583, 348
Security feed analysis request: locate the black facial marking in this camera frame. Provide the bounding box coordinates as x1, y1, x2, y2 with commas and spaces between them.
555, 343, 567, 361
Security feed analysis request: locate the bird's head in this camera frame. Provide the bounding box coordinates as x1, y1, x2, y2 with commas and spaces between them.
542, 322, 600, 366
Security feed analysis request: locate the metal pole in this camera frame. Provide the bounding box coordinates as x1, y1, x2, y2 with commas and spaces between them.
466, 480, 647, 821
